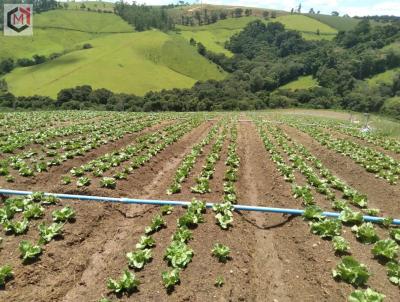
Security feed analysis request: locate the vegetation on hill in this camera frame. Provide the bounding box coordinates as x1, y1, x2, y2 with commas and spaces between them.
177, 16, 259, 56
167, 4, 285, 25
306, 14, 361, 31
2, 31, 225, 98
0, 10, 132, 60
34, 10, 132, 32
275, 15, 336, 38
280, 76, 318, 90
367, 68, 400, 86
64, 1, 114, 12
177, 14, 337, 57
114, 2, 174, 31
0, 1, 399, 118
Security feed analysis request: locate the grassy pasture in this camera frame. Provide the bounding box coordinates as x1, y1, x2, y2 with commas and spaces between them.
280, 75, 319, 90
4, 31, 226, 97
0, 10, 132, 60
305, 14, 360, 31
367, 68, 400, 86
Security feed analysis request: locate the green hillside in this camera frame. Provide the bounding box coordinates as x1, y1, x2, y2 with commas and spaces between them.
276, 15, 337, 39
0, 29, 95, 60
4, 31, 226, 97
306, 14, 360, 31
177, 17, 258, 56
367, 68, 400, 86
65, 1, 115, 12
178, 14, 337, 56
280, 75, 319, 90
0, 10, 132, 60
35, 10, 132, 32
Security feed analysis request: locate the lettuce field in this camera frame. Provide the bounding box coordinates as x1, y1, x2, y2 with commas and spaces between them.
0, 111, 399, 302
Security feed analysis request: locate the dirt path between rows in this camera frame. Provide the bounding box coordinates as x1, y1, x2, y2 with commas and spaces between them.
236, 121, 347, 302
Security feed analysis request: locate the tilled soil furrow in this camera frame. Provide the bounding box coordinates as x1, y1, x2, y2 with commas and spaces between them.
237, 120, 348, 302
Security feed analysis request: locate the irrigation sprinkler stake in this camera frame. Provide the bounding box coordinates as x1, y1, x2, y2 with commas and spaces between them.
0, 189, 399, 225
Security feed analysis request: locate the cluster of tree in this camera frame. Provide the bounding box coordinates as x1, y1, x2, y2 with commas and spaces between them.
114, 2, 174, 31
176, 7, 255, 26
355, 15, 400, 23
161, 1, 191, 9
262, 11, 276, 19
31, 0, 59, 13
76, 4, 114, 14
335, 19, 400, 49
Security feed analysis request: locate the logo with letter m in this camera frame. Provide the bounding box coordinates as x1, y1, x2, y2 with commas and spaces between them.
4, 4, 33, 36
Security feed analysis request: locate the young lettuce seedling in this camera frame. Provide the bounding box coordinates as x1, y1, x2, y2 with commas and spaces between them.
107, 270, 139, 294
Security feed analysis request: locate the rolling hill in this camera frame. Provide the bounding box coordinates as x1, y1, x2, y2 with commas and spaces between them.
177, 16, 258, 56
4, 31, 226, 97
1, 4, 358, 98
306, 14, 361, 31
0, 10, 132, 60
177, 14, 337, 56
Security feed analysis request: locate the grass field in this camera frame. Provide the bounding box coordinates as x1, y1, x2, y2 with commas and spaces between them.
275, 15, 337, 39
367, 67, 400, 86
34, 10, 132, 32
305, 14, 360, 31
4, 31, 226, 97
177, 17, 258, 56
280, 75, 319, 90
0, 10, 132, 60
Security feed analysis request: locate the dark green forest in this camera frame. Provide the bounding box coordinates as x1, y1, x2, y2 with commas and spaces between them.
1, 15, 400, 118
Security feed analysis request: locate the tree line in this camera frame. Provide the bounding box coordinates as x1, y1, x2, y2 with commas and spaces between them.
114, 1, 174, 31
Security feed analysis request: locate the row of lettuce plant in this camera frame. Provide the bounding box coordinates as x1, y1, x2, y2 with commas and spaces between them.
255, 119, 397, 301
66, 118, 202, 188
166, 123, 221, 194
263, 120, 400, 295
191, 124, 227, 194
283, 119, 400, 185
0, 111, 110, 152
0, 192, 75, 287
0, 115, 163, 181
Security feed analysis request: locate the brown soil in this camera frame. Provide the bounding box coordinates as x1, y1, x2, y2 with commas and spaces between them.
1, 117, 399, 302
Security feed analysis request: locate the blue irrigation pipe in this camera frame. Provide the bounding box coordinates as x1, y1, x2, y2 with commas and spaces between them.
0, 188, 399, 225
